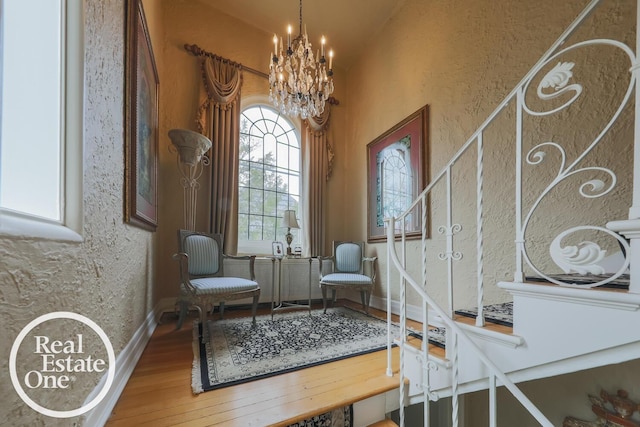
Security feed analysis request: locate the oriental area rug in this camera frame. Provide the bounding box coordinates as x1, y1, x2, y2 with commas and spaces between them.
192, 307, 395, 394
192, 306, 446, 394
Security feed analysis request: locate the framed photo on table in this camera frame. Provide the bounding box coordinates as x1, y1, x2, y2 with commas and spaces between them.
272, 242, 285, 258
124, 0, 159, 231
367, 105, 429, 242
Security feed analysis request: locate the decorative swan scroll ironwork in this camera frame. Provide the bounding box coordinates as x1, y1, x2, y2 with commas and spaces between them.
519, 39, 635, 288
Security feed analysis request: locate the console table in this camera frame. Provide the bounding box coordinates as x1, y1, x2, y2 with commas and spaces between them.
271, 257, 319, 318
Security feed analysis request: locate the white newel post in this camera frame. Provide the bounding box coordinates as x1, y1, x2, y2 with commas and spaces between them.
607, 2, 640, 294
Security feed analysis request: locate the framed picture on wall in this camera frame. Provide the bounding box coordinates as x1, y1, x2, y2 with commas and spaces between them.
367, 105, 429, 242
124, 0, 159, 231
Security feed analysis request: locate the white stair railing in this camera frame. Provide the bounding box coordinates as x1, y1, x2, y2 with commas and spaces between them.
387, 218, 553, 427
384, 0, 640, 425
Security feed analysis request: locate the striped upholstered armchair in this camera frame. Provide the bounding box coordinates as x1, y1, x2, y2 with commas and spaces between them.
319, 241, 377, 314
173, 230, 260, 334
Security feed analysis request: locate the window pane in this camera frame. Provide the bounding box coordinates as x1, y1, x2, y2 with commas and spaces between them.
277, 143, 289, 169
263, 216, 277, 241
249, 189, 264, 215
263, 133, 277, 165
264, 191, 277, 216
239, 160, 250, 186
264, 164, 278, 191
248, 214, 263, 240
249, 164, 264, 190
1, 0, 63, 221
238, 213, 249, 239
249, 135, 263, 160
238, 186, 249, 214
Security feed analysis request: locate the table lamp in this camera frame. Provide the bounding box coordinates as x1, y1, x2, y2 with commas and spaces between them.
282, 210, 300, 256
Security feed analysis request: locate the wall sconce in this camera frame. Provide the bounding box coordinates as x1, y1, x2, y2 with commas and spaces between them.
282, 209, 300, 256
168, 129, 212, 230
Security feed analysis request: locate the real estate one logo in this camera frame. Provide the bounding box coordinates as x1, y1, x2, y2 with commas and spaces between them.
9, 312, 116, 418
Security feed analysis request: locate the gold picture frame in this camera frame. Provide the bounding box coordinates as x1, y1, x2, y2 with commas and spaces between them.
124, 0, 159, 231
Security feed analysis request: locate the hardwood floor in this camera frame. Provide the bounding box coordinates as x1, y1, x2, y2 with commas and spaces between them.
105, 301, 512, 426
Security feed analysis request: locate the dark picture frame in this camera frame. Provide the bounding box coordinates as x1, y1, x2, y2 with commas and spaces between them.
367, 105, 429, 242
124, 0, 159, 231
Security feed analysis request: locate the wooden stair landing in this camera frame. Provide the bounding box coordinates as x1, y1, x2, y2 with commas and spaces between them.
106, 302, 402, 427
368, 419, 398, 427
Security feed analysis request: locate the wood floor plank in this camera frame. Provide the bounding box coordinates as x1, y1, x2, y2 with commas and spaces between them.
107, 300, 513, 426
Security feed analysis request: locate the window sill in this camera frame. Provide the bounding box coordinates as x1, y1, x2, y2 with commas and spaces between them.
0, 211, 83, 242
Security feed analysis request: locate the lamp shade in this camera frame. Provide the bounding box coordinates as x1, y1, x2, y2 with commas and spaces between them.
168, 129, 212, 166
282, 210, 300, 229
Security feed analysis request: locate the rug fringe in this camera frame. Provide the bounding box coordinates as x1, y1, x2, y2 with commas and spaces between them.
192, 321, 204, 394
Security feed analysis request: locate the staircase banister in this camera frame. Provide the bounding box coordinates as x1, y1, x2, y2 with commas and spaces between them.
385, 217, 553, 426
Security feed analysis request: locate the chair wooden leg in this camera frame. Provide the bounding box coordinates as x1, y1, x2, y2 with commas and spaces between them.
251, 293, 259, 326
331, 289, 337, 307
321, 285, 328, 313
176, 299, 188, 330
195, 304, 208, 343
219, 301, 225, 319
361, 291, 370, 314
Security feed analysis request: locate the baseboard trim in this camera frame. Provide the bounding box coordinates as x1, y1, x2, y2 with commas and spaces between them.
82, 303, 163, 426
368, 294, 437, 324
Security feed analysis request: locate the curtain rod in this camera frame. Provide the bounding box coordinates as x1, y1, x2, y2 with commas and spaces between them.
184, 44, 269, 79
184, 43, 340, 106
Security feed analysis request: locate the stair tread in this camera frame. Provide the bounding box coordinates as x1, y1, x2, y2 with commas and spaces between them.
368, 419, 398, 427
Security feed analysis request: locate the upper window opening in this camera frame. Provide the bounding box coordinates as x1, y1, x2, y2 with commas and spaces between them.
0, 0, 83, 241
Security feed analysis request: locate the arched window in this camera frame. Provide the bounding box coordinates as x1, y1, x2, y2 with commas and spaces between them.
237, 105, 301, 254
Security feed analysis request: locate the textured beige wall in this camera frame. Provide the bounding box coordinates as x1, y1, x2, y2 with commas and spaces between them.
0, 1, 157, 424
342, 0, 634, 309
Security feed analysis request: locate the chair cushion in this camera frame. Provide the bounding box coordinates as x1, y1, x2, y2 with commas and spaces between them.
335, 243, 362, 273
181, 277, 258, 295
184, 234, 220, 276
321, 273, 373, 285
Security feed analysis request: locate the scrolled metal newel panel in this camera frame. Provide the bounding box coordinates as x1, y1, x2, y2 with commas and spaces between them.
517, 38, 636, 288
438, 224, 463, 261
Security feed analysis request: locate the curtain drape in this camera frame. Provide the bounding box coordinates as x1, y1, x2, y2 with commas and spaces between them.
302, 106, 333, 257
197, 56, 243, 254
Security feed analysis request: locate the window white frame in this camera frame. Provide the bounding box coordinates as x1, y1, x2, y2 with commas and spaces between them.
238, 97, 303, 255
0, 0, 83, 241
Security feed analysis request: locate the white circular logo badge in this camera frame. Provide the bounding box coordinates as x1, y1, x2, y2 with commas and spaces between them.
9, 312, 116, 418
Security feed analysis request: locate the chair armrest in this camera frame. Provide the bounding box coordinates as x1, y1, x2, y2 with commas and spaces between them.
317, 255, 335, 280
172, 252, 196, 293
363, 256, 378, 282
223, 254, 257, 281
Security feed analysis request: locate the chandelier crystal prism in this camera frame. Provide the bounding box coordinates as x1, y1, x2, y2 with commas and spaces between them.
269, 0, 334, 119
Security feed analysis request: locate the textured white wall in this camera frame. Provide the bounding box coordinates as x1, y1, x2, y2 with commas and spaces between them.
0, 1, 157, 424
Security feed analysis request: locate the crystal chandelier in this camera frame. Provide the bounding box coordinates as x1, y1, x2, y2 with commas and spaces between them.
269, 0, 334, 119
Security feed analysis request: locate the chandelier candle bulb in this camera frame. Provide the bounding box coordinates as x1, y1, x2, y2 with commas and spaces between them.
329, 49, 333, 70
321, 36, 325, 57
288, 25, 292, 49
273, 34, 278, 58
